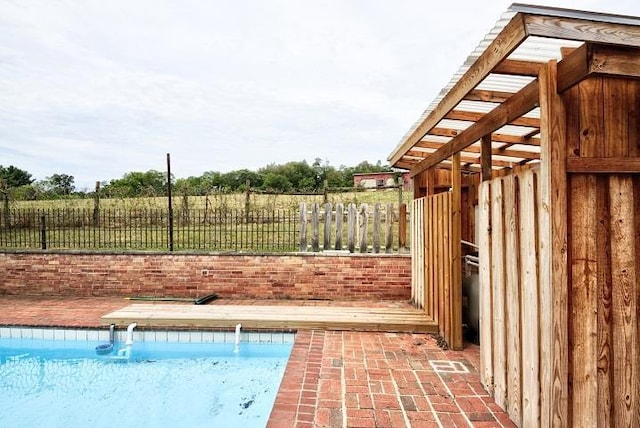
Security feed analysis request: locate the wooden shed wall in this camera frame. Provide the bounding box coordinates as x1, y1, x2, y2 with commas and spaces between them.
479, 167, 543, 427
563, 76, 640, 427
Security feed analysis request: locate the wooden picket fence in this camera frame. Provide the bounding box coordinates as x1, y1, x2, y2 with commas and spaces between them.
298, 202, 406, 253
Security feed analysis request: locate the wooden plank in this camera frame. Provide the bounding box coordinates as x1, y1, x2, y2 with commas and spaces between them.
324, 203, 332, 250
335, 203, 343, 250
385, 203, 393, 253
410, 80, 540, 177
524, 14, 640, 49
359, 204, 368, 253
519, 169, 540, 427
596, 175, 613, 428
399, 203, 407, 250
566, 157, 640, 173
465, 89, 515, 103
609, 176, 638, 427
373, 203, 381, 253
605, 76, 638, 427
299, 202, 307, 252
538, 60, 569, 427
478, 181, 493, 393
443, 193, 452, 347
101, 304, 439, 333
450, 154, 463, 350
503, 174, 522, 425
569, 173, 598, 426
493, 59, 544, 76
347, 203, 356, 253
311, 203, 320, 252
557, 43, 589, 93
491, 178, 507, 409
444, 110, 541, 129
388, 13, 527, 166
417, 140, 540, 161
427, 196, 435, 318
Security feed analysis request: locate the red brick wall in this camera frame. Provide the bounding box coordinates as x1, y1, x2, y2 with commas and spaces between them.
0, 252, 411, 300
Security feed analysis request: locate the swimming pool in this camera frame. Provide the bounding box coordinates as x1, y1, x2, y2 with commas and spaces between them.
0, 327, 294, 428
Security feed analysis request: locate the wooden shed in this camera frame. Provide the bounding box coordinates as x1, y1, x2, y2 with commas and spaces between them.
388, 4, 640, 427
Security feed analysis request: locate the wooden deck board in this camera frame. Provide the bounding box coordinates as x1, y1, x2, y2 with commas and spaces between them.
101, 304, 438, 333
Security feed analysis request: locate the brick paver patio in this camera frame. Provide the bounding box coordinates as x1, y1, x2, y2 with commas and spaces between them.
0, 296, 514, 427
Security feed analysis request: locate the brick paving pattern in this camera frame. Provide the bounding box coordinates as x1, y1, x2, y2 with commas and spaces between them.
0, 296, 514, 427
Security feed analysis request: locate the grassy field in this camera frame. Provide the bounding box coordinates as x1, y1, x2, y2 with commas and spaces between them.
1, 190, 411, 252
9, 189, 412, 211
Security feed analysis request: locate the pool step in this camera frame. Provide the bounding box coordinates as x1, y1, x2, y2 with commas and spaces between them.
101, 304, 438, 333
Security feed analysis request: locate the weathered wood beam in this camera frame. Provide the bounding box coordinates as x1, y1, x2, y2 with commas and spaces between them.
410, 79, 540, 177
558, 43, 640, 92
444, 110, 540, 128
566, 157, 640, 173
524, 14, 640, 48
408, 149, 517, 168
493, 59, 544, 76
388, 13, 528, 166
465, 89, 516, 103
423, 128, 541, 146
416, 140, 540, 161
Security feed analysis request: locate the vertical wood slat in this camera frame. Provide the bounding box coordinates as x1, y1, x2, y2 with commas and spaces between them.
411, 198, 425, 309
443, 193, 451, 347
491, 178, 507, 409
323, 203, 332, 250
427, 196, 435, 319
311, 203, 320, 252
385, 203, 393, 253
359, 204, 368, 253
479, 181, 493, 392
347, 203, 356, 253
335, 203, 343, 250
503, 174, 522, 425
519, 170, 540, 427
373, 203, 381, 253
299, 202, 307, 252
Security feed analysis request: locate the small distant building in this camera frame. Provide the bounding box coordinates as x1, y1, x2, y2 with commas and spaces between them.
353, 172, 412, 190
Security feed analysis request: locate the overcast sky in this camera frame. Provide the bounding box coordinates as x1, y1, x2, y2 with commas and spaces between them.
1, 0, 638, 190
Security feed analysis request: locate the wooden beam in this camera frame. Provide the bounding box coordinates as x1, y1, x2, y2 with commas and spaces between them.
566, 157, 640, 173
525, 14, 640, 48
481, 135, 493, 181
410, 79, 540, 177
445, 110, 540, 128
388, 13, 528, 166
493, 59, 544, 76
558, 43, 640, 92
407, 150, 516, 168
416, 140, 540, 161
465, 89, 516, 103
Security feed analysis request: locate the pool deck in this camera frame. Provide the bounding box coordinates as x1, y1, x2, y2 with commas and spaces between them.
0, 296, 515, 427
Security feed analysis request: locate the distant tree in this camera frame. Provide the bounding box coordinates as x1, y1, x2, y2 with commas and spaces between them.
262, 173, 292, 192
0, 165, 34, 188
104, 170, 167, 197
44, 173, 75, 196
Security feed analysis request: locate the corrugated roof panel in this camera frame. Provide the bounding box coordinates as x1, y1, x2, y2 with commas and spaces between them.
507, 36, 583, 62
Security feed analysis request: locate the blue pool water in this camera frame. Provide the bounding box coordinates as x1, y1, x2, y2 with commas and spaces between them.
0, 334, 293, 428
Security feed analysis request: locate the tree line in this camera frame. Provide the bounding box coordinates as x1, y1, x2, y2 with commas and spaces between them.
0, 159, 398, 200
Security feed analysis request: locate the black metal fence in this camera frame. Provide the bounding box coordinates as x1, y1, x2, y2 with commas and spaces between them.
0, 208, 299, 252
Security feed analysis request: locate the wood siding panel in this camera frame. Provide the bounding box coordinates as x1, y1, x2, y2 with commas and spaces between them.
491, 178, 507, 409
479, 181, 494, 392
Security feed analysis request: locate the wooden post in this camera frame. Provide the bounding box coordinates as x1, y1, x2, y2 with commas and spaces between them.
399, 203, 407, 250
347, 203, 356, 253
481, 135, 493, 181
323, 203, 332, 250
359, 203, 368, 253
373, 203, 381, 253
450, 153, 463, 350
335, 203, 343, 250
385, 203, 393, 253
398, 176, 403, 205
539, 60, 569, 427
93, 181, 100, 227
299, 202, 307, 252
311, 203, 319, 252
